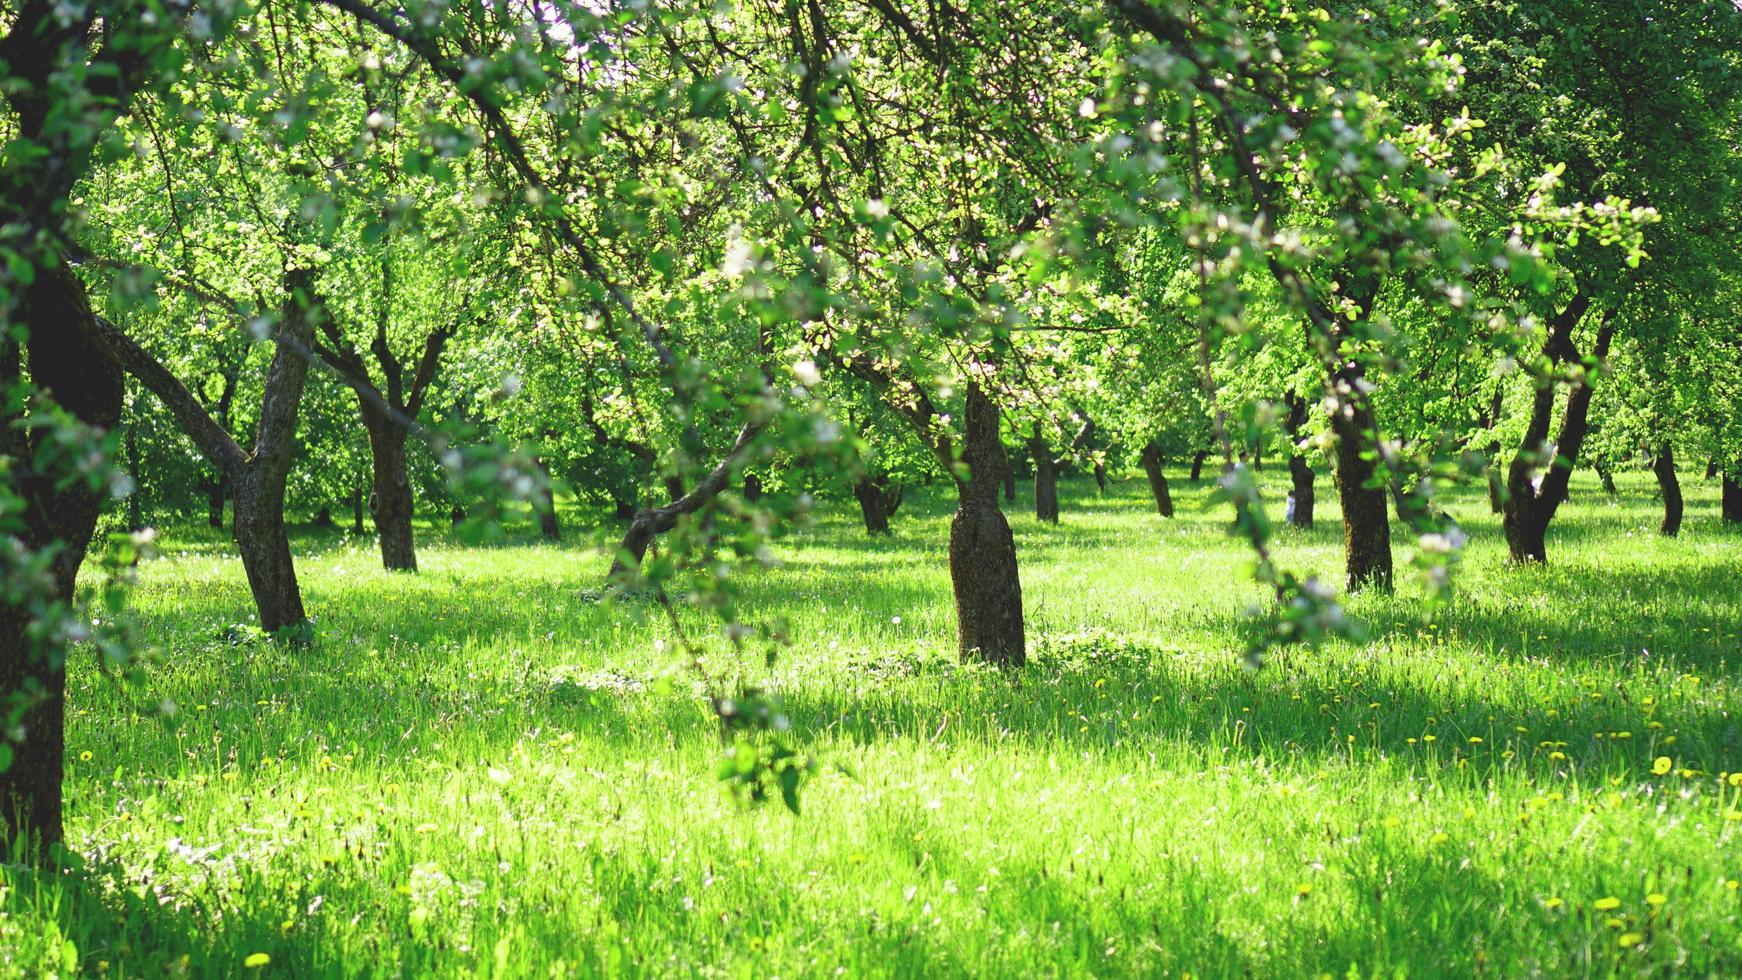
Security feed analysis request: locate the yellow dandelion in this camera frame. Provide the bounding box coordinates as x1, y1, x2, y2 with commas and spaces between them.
1543, 897, 1564, 909
1645, 893, 1667, 907
79, 751, 93, 762
244, 953, 271, 968
1618, 932, 1644, 948
1651, 756, 1673, 775
1594, 896, 1621, 911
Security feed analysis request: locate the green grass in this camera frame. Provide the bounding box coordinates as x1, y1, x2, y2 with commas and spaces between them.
4, 469, 1741, 977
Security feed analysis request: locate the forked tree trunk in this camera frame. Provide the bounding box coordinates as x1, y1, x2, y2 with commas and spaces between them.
97, 268, 319, 635
1724, 473, 1742, 525
1654, 445, 1682, 537
949, 384, 1024, 666
1331, 399, 1394, 592
1502, 298, 1612, 565
1140, 442, 1174, 518
1029, 426, 1059, 524
1189, 451, 1207, 483
1, 262, 126, 853
362, 406, 417, 571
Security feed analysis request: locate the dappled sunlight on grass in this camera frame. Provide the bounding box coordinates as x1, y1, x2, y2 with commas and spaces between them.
5, 469, 1739, 975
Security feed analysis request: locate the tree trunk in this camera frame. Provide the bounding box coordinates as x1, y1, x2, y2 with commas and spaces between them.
949, 385, 1024, 666
1331, 400, 1393, 592
362, 406, 417, 571
1282, 393, 1315, 530
1093, 461, 1108, 493
1480, 439, 1503, 513
1003, 450, 1018, 504
1190, 451, 1207, 483
225, 268, 319, 633
1140, 443, 1174, 518
1707, 458, 1719, 480
1502, 300, 1611, 565
535, 458, 561, 541
608, 424, 762, 581
854, 478, 891, 534
1, 262, 126, 853
231, 468, 307, 634
742, 473, 761, 503
1596, 460, 1617, 496
1723, 473, 1742, 525
1654, 445, 1682, 537
1029, 426, 1059, 524
1289, 453, 1316, 529
206, 473, 227, 528
351, 481, 365, 534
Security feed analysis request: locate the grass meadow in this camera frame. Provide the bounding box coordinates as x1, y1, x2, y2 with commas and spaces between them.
2, 468, 1739, 977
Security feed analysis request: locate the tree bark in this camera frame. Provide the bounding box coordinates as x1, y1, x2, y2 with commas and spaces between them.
2, 264, 126, 851
948, 385, 1024, 666
231, 466, 306, 633
1288, 454, 1316, 529
854, 478, 891, 534
351, 481, 365, 534
1140, 442, 1174, 518
535, 458, 561, 541
1282, 393, 1315, 529
608, 424, 761, 580
1502, 296, 1612, 565
362, 405, 417, 571
1654, 444, 1682, 537
1331, 397, 1393, 592
1596, 460, 1617, 496
1029, 425, 1059, 524
742, 472, 761, 503
1723, 473, 1742, 525
205, 473, 227, 529
93, 269, 318, 633
1189, 450, 1207, 483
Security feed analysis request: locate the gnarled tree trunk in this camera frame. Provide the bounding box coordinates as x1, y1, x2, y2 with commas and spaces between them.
1029, 425, 1059, 524
949, 385, 1024, 666
1140, 442, 1174, 518
1654, 445, 1681, 537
